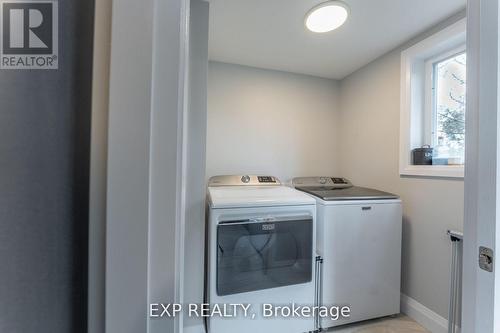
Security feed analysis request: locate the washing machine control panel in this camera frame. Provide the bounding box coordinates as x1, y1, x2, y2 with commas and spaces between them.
291, 176, 352, 188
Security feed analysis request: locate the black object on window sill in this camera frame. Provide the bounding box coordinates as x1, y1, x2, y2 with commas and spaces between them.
412, 145, 433, 165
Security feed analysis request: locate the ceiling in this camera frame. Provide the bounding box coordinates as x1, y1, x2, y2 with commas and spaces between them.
208, 0, 466, 79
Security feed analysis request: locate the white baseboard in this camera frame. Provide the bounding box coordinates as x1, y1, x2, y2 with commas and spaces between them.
401, 293, 460, 333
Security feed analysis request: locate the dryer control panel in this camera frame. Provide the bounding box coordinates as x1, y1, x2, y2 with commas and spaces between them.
291, 176, 352, 188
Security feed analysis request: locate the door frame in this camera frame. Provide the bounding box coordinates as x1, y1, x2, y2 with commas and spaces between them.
92, 0, 191, 332
462, 0, 500, 332
94, 0, 500, 332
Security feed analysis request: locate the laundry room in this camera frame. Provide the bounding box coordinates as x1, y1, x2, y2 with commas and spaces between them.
184, 1, 466, 333
6, 0, 500, 332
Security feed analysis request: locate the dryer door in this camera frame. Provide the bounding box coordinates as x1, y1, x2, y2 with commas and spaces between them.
216, 216, 313, 296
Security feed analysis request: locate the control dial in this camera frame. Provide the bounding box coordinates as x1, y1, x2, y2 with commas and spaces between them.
319, 177, 328, 184
241, 175, 251, 183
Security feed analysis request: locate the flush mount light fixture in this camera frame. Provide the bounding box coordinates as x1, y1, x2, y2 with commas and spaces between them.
305, 1, 349, 33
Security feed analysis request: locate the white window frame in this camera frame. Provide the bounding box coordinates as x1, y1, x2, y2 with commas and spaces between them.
400, 18, 466, 178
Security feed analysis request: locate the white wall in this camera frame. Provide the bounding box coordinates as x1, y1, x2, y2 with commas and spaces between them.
207, 61, 340, 183
338, 12, 465, 320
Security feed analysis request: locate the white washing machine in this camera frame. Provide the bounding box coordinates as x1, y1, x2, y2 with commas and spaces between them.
292, 177, 402, 329
206, 175, 318, 333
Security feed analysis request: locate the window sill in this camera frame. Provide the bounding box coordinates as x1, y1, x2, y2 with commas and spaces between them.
400, 165, 464, 178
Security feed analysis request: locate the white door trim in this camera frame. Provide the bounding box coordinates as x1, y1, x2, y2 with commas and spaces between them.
147, 0, 190, 332
104, 0, 190, 332
462, 0, 500, 332
175, 0, 190, 331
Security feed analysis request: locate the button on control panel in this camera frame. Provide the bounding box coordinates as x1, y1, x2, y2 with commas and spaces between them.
258, 176, 276, 183
332, 177, 348, 184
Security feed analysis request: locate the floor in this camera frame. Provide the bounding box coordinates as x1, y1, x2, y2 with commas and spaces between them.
327, 315, 429, 333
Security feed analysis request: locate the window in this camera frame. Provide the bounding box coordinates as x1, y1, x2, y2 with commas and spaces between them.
400, 18, 466, 178
426, 51, 466, 165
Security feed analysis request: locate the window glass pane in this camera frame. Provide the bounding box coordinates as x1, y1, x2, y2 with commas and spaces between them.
434, 53, 466, 164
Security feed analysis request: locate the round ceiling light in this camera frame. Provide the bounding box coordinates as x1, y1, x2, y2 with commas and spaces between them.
305, 1, 349, 33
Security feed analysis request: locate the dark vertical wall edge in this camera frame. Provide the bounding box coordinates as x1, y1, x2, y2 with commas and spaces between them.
72, 0, 95, 331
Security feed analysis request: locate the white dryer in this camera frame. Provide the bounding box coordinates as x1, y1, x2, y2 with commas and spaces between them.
292, 177, 402, 329
206, 175, 318, 333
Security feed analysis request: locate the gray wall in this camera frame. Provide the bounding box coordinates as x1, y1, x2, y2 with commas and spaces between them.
338, 12, 465, 319
207, 62, 341, 183
0, 0, 94, 332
